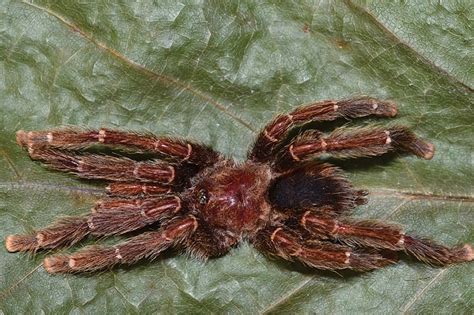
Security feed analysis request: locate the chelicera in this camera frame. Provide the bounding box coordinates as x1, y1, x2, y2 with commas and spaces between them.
6, 97, 472, 273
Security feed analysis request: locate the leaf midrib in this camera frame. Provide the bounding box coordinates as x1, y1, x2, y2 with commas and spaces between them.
345, 0, 474, 92
22, 0, 256, 133
2, 181, 473, 202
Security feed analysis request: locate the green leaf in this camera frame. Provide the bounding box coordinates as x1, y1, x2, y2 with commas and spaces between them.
1, 0, 472, 313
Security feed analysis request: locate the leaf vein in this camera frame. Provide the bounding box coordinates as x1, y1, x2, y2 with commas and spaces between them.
345, 0, 474, 92
0, 150, 22, 179
0, 264, 42, 302
260, 276, 314, 314
21, 0, 256, 133
0, 181, 105, 196
370, 189, 474, 203
400, 269, 447, 314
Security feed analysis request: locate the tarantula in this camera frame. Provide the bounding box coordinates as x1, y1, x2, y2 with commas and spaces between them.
5, 97, 472, 273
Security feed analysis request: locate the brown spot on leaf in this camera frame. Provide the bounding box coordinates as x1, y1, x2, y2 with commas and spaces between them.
303, 23, 310, 33
333, 38, 351, 50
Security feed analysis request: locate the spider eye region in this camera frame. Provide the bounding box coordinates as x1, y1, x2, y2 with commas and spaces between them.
198, 189, 208, 205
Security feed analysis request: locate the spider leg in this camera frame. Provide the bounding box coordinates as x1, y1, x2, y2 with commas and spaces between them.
16, 128, 219, 166
253, 225, 395, 271
106, 182, 171, 197
41, 215, 197, 273
89, 196, 182, 236
5, 196, 181, 252
275, 126, 434, 169
26, 148, 196, 185
300, 211, 473, 266
250, 97, 398, 162
5, 217, 89, 253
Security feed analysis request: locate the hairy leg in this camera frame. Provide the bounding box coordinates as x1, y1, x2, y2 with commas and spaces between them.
300, 211, 473, 265
16, 128, 220, 166
254, 225, 395, 271
5, 196, 181, 252
250, 97, 398, 162
26, 149, 195, 184
275, 126, 434, 169
42, 215, 198, 273
106, 182, 171, 197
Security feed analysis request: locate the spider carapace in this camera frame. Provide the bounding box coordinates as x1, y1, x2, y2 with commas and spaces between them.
6, 97, 472, 273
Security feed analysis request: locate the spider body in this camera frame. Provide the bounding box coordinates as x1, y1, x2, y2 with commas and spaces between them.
186, 161, 271, 237
5, 97, 472, 273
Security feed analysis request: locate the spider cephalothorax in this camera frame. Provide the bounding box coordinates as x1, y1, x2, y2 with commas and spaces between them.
5, 97, 472, 273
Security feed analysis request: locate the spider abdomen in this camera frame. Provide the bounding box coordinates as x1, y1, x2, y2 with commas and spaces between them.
269, 173, 332, 209
268, 164, 361, 213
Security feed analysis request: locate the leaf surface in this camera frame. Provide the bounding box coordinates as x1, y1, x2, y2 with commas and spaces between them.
0, 1, 472, 314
